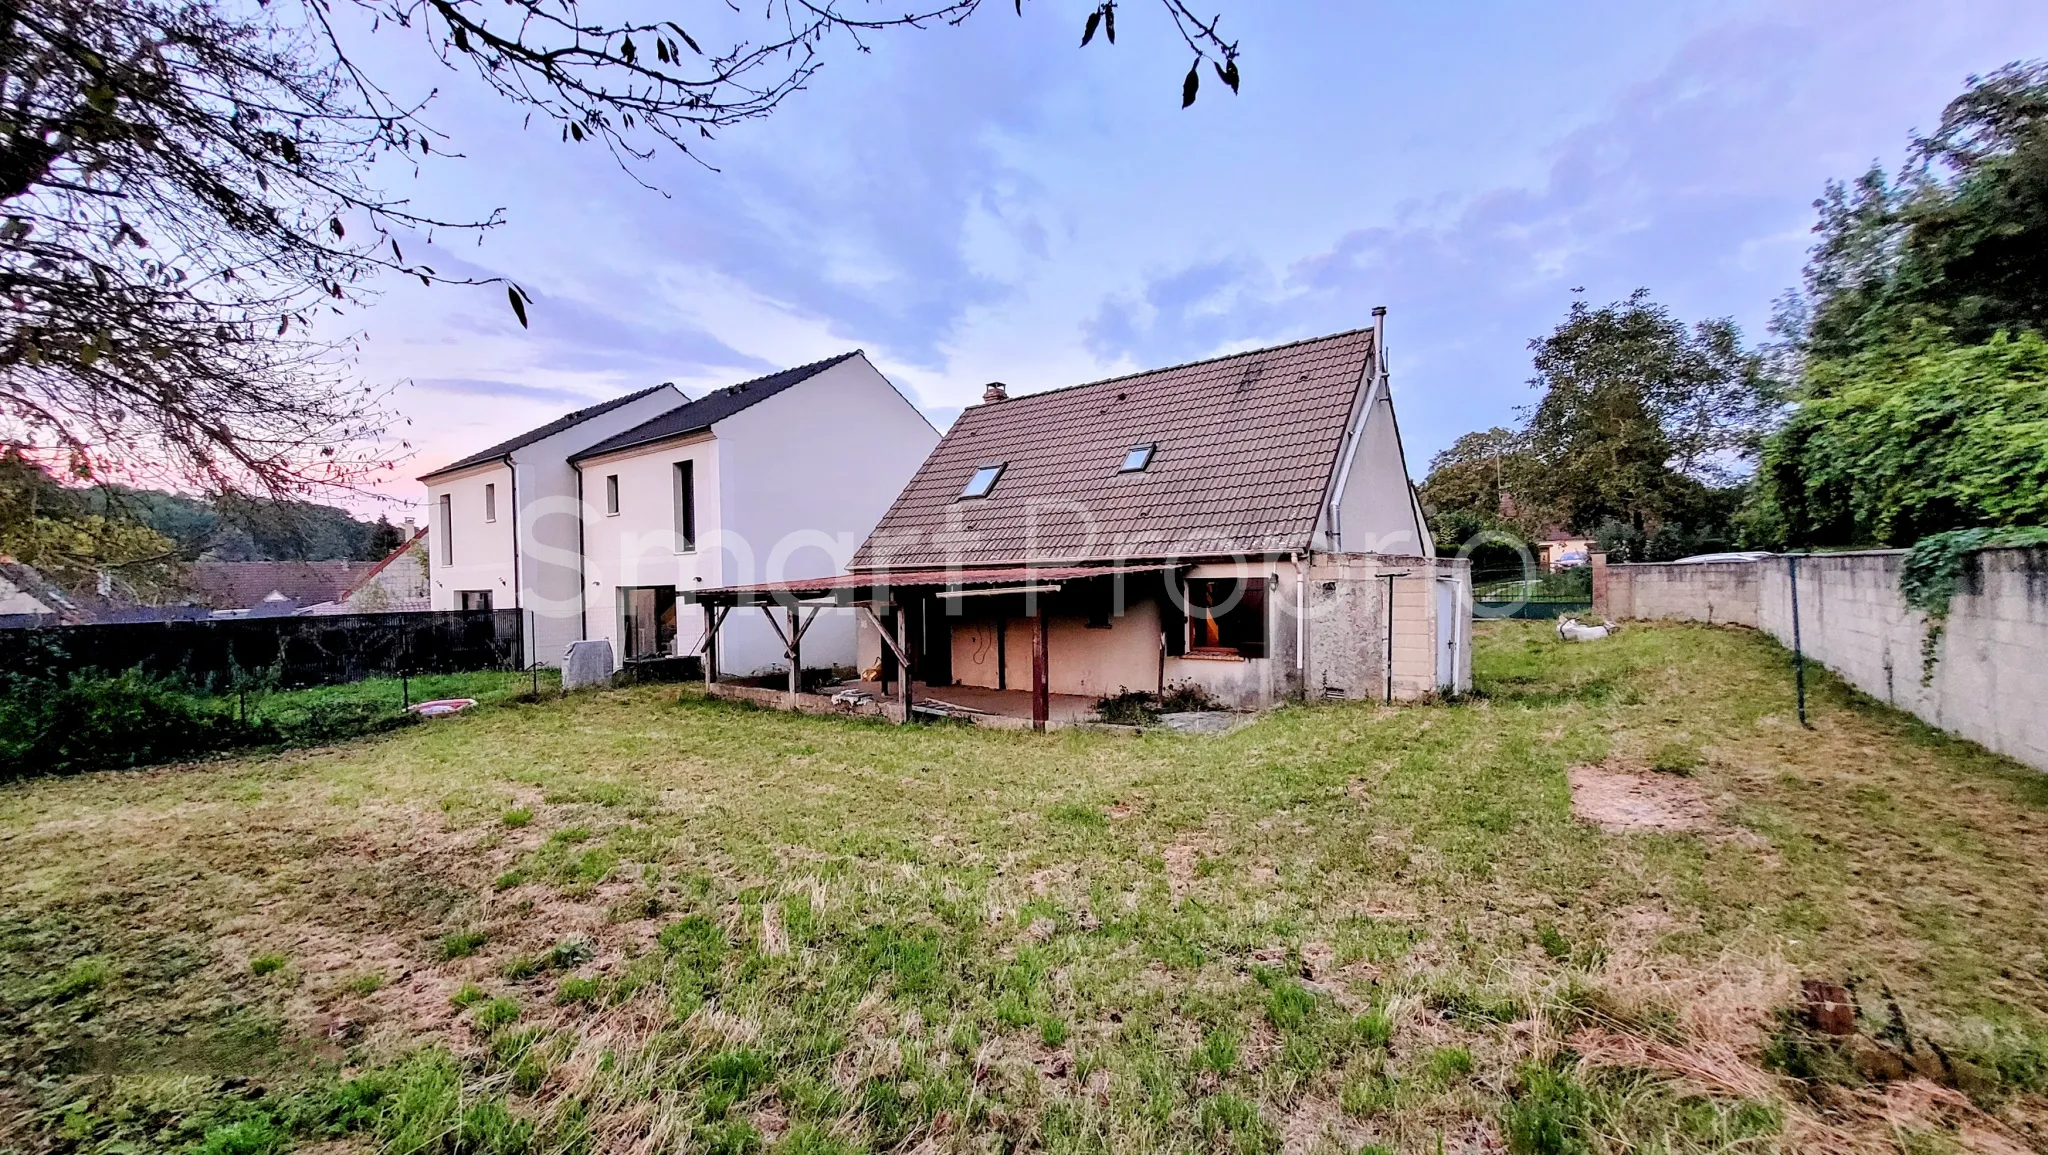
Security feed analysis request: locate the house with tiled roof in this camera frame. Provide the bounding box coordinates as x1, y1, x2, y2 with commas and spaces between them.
688, 313, 1471, 725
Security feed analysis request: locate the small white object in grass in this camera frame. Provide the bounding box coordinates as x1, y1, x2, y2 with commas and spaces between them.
1556, 616, 1619, 642
408, 698, 477, 717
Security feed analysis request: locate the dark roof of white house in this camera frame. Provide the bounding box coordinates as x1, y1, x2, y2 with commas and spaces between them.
418, 381, 679, 480
568, 352, 862, 464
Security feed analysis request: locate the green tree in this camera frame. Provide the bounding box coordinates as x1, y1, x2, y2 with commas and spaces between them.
1, 0, 1241, 495
1797, 61, 2048, 360
1764, 61, 2048, 547
1765, 331, 2048, 546
0, 448, 182, 600
1520, 291, 1772, 544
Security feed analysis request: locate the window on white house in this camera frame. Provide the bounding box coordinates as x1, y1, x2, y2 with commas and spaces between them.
960, 463, 1005, 499
605, 474, 620, 516
673, 461, 696, 552
1119, 443, 1156, 472
438, 494, 453, 566
459, 590, 493, 612
484, 482, 496, 522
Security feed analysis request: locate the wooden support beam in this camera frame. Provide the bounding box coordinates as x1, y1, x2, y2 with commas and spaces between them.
896, 607, 914, 724
1032, 609, 1049, 731
760, 605, 791, 649
858, 605, 910, 666
701, 604, 725, 684
786, 604, 801, 696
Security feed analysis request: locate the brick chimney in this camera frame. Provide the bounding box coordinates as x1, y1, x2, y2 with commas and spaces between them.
403, 516, 417, 538
981, 381, 1009, 404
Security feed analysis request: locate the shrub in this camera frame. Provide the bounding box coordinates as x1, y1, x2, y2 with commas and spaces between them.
249, 953, 287, 977
0, 669, 251, 778
1093, 689, 1160, 725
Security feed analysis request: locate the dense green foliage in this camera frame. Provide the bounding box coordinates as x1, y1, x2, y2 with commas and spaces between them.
0, 669, 549, 779
1764, 62, 2048, 547
1765, 333, 2048, 545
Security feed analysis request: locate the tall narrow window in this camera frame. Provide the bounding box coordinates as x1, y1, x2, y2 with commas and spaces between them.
483, 482, 497, 522
438, 494, 453, 566
673, 461, 696, 552
605, 474, 620, 516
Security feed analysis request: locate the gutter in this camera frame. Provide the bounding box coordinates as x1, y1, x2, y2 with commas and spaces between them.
507, 456, 524, 664
574, 465, 588, 643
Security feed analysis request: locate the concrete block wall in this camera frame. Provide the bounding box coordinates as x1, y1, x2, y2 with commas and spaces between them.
1602, 560, 1760, 626
1599, 548, 2048, 773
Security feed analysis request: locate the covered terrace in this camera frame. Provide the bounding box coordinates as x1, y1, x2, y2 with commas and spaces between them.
682, 564, 1181, 730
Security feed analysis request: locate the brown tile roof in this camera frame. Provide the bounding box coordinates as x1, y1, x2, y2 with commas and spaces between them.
183, 561, 377, 610
848, 329, 1375, 570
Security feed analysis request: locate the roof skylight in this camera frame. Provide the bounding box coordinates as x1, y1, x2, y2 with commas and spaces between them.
960, 463, 1005, 499
1119, 443, 1156, 472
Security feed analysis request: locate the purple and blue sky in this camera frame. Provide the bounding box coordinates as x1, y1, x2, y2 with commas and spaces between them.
346, 1, 2047, 516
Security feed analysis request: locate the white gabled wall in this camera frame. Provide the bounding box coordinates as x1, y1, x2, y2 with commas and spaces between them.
1318, 380, 1433, 558
422, 386, 682, 668
708, 354, 940, 674
425, 461, 515, 612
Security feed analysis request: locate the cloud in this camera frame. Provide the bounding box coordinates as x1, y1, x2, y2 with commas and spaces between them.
411, 377, 605, 406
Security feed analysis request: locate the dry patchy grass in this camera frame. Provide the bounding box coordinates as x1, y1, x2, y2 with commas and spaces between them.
1, 622, 2045, 1154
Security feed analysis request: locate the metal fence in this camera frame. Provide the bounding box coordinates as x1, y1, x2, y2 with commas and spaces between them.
1471, 569, 1594, 620
0, 609, 522, 689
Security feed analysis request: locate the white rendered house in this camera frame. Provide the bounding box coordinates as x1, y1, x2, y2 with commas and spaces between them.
568, 351, 938, 676
419, 383, 684, 666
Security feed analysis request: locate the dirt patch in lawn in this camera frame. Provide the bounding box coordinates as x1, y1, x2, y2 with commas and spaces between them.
1568, 761, 1717, 834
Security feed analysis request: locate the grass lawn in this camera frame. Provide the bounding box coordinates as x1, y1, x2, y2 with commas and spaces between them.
2, 622, 2045, 1154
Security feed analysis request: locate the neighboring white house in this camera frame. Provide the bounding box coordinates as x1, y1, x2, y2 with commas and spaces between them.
418, 383, 684, 665
567, 351, 938, 675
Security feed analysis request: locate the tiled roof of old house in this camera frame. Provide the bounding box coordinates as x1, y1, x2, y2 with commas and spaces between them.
849, 329, 1375, 570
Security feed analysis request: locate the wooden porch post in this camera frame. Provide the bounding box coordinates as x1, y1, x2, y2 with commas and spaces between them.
703, 604, 719, 685
1031, 609, 1049, 731
895, 604, 914, 723
787, 604, 801, 696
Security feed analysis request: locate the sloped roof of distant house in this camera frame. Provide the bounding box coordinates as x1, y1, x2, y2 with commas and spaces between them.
0, 555, 97, 624
417, 381, 680, 481
848, 329, 1378, 571
183, 560, 375, 611
568, 352, 863, 464
340, 526, 427, 601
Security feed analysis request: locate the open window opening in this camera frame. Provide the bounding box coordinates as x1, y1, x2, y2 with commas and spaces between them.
620, 586, 677, 660
1184, 577, 1267, 659
959, 462, 1005, 499
459, 589, 493, 612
